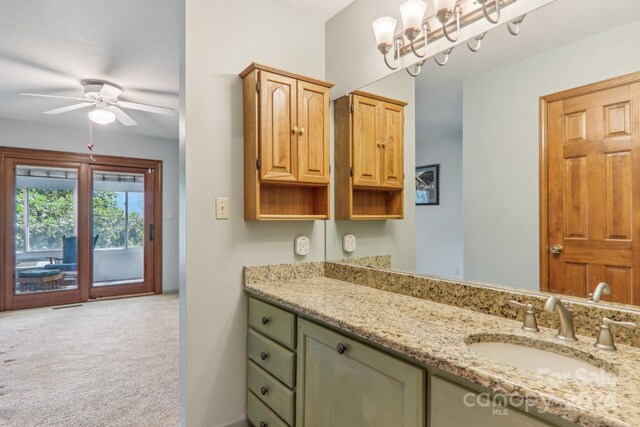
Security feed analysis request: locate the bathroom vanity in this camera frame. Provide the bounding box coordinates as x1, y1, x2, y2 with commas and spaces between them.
243, 261, 640, 427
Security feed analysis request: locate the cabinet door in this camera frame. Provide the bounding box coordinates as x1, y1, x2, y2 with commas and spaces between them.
297, 319, 425, 427
379, 101, 404, 188
259, 71, 297, 182
430, 376, 554, 427
352, 95, 381, 187
297, 81, 330, 184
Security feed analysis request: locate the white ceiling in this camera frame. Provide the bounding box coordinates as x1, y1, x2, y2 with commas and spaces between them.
412, 0, 640, 139
268, 0, 354, 22
0, 0, 180, 140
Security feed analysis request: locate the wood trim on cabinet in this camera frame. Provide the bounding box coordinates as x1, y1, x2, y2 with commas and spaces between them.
240, 63, 334, 89
541, 71, 640, 103
351, 90, 409, 107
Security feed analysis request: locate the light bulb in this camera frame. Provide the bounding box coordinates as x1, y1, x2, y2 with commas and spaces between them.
89, 108, 116, 125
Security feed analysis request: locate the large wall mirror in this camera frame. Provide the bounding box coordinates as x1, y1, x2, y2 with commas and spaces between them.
325, 0, 640, 309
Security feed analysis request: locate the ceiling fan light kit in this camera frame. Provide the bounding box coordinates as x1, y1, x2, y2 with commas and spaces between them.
20, 80, 175, 127
372, 0, 526, 77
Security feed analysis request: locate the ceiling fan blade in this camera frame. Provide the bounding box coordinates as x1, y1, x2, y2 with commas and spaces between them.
20, 93, 89, 101
99, 83, 123, 100
108, 106, 137, 126
44, 102, 94, 115
118, 100, 175, 116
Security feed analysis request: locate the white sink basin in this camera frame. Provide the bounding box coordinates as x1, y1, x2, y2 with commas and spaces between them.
468, 341, 613, 382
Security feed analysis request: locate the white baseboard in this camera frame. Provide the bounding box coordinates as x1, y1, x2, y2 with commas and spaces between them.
214, 415, 248, 427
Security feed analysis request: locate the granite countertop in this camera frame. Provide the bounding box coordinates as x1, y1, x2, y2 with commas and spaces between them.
244, 277, 640, 427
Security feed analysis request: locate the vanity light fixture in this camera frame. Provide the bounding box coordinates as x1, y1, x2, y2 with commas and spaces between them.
372, 0, 527, 77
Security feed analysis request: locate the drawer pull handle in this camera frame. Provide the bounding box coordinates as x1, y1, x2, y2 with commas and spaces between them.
261, 316, 270, 325
260, 352, 269, 360
336, 343, 347, 354
260, 386, 268, 396
260, 422, 268, 427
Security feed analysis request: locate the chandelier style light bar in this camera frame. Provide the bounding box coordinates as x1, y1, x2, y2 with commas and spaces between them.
372, 0, 526, 77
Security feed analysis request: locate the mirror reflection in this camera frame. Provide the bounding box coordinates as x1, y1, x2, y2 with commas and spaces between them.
327, 0, 640, 308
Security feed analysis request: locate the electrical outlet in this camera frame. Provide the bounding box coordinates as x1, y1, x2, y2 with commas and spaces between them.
343, 234, 356, 253
165, 211, 174, 220
295, 236, 310, 256
216, 197, 229, 219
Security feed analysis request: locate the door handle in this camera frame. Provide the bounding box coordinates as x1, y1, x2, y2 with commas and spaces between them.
550, 244, 563, 255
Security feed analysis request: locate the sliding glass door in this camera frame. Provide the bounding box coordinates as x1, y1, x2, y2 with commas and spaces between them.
4, 161, 86, 309
1, 148, 162, 311
90, 166, 155, 298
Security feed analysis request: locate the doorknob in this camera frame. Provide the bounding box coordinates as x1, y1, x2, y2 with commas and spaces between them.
550, 244, 563, 255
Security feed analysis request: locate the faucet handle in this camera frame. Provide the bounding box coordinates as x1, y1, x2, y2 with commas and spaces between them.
594, 317, 637, 351
509, 300, 540, 332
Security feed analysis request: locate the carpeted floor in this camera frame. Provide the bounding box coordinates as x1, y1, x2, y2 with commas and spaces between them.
0, 294, 179, 427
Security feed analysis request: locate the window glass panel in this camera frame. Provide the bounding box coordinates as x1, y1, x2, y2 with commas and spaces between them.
15, 188, 25, 253
93, 191, 127, 249
27, 188, 75, 251
127, 192, 144, 247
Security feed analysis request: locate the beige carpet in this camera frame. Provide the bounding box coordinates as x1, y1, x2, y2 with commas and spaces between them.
0, 295, 179, 427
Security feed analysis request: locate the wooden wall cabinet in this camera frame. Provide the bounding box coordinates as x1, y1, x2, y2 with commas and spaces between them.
335, 91, 406, 220
241, 63, 333, 220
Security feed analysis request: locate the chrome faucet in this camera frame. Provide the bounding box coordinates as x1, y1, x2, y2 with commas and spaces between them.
594, 318, 637, 351
544, 296, 577, 342
588, 282, 611, 303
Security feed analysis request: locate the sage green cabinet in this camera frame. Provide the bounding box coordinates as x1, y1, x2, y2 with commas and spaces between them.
296, 318, 425, 427
430, 376, 554, 427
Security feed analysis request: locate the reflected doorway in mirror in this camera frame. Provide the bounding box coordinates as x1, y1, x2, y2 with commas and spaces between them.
415, 164, 439, 205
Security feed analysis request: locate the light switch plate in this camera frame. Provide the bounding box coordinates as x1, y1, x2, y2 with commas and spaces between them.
295, 236, 310, 256
216, 198, 229, 219
343, 234, 356, 253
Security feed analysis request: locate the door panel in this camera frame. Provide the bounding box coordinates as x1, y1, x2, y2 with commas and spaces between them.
90, 166, 155, 299
297, 81, 330, 183
3, 161, 85, 310
380, 102, 404, 188
259, 71, 297, 182
352, 95, 380, 187
546, 83, 639, 304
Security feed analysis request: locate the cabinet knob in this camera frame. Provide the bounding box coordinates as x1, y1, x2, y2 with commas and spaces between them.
260, 422, 268, 427
299, 127, 306, 136
260, 352, 269, 360
292, 126, 299, 134
260, 386, 268, 396
261, 316, 270, 325
336, 343, 347, 354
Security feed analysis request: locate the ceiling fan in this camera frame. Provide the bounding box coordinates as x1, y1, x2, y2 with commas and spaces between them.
20, 80, 175, 126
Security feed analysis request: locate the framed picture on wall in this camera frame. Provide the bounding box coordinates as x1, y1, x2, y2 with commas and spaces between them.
415, 164, 439, 205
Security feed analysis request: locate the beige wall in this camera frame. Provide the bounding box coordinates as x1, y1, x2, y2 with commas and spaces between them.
184, 0, 325, 425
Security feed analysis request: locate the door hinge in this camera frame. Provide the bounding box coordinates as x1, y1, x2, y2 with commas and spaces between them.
256, 81, 261, 92
350, 166, 353, 177
350, 104, 354, 113
149, 224, 155, 242
256, 157, 262, 170
329, 165, 331, 174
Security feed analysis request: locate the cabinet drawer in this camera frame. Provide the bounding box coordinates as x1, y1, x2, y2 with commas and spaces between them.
248, 361, 295, 425
247, 391, 289, 427
248, 329, 296, 387
249, 298, 296, 349
430, 376, 553, 427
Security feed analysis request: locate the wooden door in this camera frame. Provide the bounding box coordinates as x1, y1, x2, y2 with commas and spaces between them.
259, 71, 297, 182
546, 83, 640, 304
297, 81, 330, 184
379, 101, 404, 188
352, 95, 381, 187
296, 319, 425, 427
